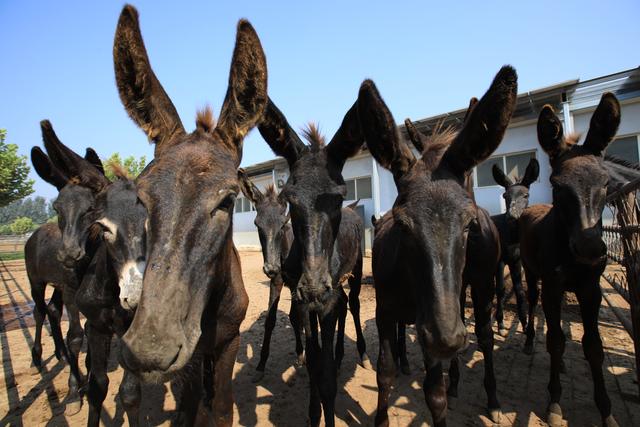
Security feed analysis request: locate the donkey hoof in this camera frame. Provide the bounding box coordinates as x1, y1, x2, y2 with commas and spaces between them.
546, 403, 563, 427
361, 354, 373, 370
489, 408, 502, 424
523, 342, 534, 355
604, 415, 620, 427
252, 369, 265, 383
65, 399, 83, 416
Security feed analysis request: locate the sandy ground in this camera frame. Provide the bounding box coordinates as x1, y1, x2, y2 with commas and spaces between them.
0, 253, 638, 426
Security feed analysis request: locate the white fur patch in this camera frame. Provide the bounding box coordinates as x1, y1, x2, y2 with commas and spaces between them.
119, 261, 145, 310
97, 217, 118, 243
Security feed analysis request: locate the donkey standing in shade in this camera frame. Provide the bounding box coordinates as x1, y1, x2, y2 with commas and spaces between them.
519, 93, 621, 427
237, 170, 303, 382
370, 66, 517, 427
258, 96, 369, 425
29, 121, 109, 414
491, 158, 539, 336
112, 5, 267, 425
74, 170, 147, 427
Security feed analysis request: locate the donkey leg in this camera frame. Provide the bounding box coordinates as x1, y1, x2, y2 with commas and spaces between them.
374, 311, 398, 427
47, 288, 68, 363
119, 369, 141, 427
511, 259, 528, 331
64, 290, 85, 415
495, 260, 508, 336
319, 308, 339, 427
175, 359, 204, 426
211, 335, 242, 427
253, 277, 284, 382
289, 296, 305, 366
541, 282, 565, 427
348, 255, 370, 368
472, 281, 501, 423
30, 283, 47, 372
85, 323, 111, 427
576, 284, 618, 426
334, 287, 348, 372
397, 322, 410, 375
523, 268, 539, 355
447, 355, 460, 399
424, 359, 448, 427
304, 311, 322, 427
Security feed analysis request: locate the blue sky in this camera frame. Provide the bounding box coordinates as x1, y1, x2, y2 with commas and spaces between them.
1, 0, 638, 199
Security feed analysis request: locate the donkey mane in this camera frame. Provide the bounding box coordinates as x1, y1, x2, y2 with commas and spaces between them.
301, 123, 325, 151
107, 162, 132, 180
421, 123, 457, 171
196, 105, 216, 133
605, 153, 640, 170
263, 183, 279, 201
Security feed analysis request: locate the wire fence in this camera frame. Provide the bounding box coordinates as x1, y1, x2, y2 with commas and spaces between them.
602, 176, 640, 395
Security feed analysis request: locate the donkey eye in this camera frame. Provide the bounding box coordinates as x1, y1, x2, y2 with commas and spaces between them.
213, 194, 236, 216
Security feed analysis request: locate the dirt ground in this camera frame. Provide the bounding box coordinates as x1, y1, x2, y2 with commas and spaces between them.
0, 253, 638, 426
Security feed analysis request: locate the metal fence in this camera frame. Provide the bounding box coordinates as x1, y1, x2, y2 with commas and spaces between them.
601, 177, 640, 395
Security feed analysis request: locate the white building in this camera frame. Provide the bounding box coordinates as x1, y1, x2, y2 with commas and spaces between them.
234, 68, 640, 252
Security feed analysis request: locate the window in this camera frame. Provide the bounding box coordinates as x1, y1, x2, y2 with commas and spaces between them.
234, 196, 255, 213
475, 151, 537, 188
345, 176, 372, 200
607, 135, 639, 163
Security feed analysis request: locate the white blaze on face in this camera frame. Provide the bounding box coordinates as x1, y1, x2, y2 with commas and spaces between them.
120, 260, 145, 310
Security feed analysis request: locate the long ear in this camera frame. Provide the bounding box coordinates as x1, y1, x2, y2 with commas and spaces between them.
357, 79, 414, 181
31, 147, 68, 190
113, 5, 185, 157
217, 20, 268, 163
521, 158, 539, 187
326, 101, 365, 169
442, 66, 518, 178
583, 92, 621, 155
237, 169, 264, 205
259, 97, 307, 167
84, 148, 105, 176
40, 120, 109, 192
492, 164, 512, 188
404, 118, 426, 153
463, 97, 479, 123
537, 105, 568, 159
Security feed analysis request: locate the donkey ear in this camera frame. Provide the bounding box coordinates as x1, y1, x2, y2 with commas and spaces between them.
521, 158, 539, 187
113, 5, 185, 157
537, 105, 568, 159
583, 92, 621, 156
31, 147, 67, 190
40, 120, 109, 193
357, 80, 414, 180
492, 164, 512, 188
217, 20, 268, 163
237, 169, 264, 205
326, 101, 365, 169
259, 97, 307, 167
443, 66, 518, 178
404, 118, 426, 153
84, 148, 105, 176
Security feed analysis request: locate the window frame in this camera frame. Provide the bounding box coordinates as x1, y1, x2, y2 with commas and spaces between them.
344, 175, 373, 201
607, 134, 640, 163
473, 149, 538, 189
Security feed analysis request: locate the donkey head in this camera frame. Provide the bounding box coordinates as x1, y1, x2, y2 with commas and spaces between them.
31, 121, 108, 268
370, 66, 517, 359
94, 174, 147, 311
492, 158, 539, 221
537, 93, 620, 266
238, 170, 289, 278
113, 5, 267, 381
259, 96, 363, 308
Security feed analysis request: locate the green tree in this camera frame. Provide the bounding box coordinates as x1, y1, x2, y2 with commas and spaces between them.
9, 217, 35, 235
104, 153, 147, 181
0, 196, 50, 225
0, 129, 34, 206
